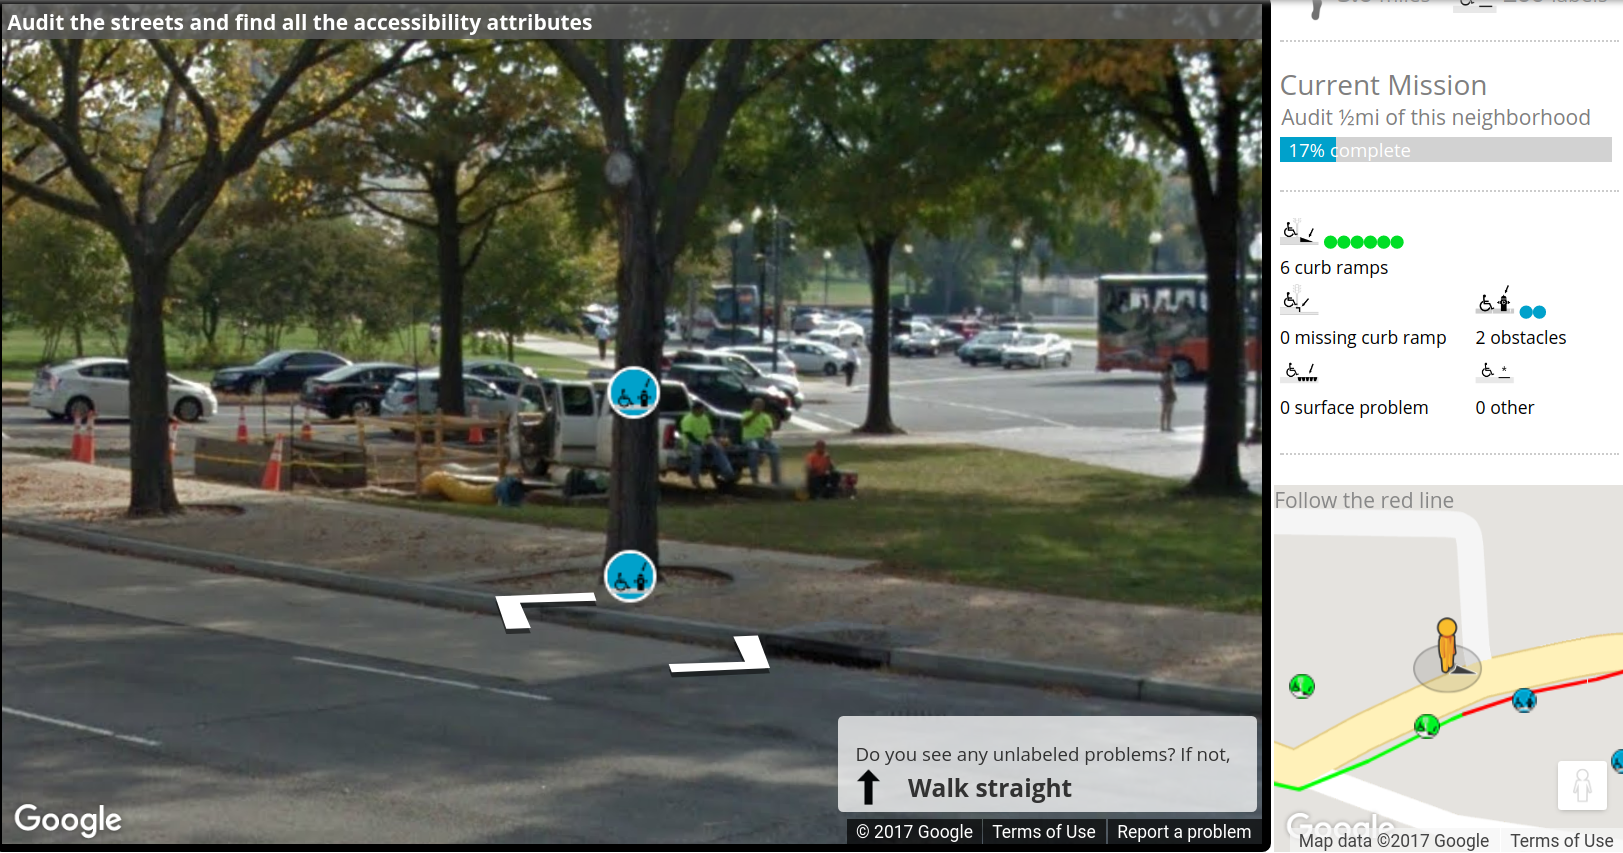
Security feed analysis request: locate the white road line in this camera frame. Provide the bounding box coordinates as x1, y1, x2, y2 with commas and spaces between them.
1313, 776, 1533, 829
889, 395, 1074, 429
815, 412, 861, 429
3, 705, 161, 747
486, 688, 554, 702
292, 657, 554, 702
784, 414, 834, 433
293, 656, 481, 690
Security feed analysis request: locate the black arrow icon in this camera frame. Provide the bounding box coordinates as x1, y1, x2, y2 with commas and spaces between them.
859, 769, 879, 805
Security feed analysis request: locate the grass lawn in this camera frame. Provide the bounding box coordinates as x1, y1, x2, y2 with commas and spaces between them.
372, 444, 1262, 613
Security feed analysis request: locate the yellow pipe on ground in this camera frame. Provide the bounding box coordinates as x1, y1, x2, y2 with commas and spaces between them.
420, 470, 498, 505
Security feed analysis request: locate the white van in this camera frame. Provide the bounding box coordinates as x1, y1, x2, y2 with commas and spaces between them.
539, 379, 749, 481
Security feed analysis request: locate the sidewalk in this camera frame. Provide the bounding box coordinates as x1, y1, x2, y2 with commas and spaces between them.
1, 453, 1261, 699
517, 334, 614, 369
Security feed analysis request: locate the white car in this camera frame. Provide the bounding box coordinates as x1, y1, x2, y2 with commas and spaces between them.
808, 320, 866, 349
1000, 334, 1074, 369
780, 339, 847, 376
29, 357, 219, 422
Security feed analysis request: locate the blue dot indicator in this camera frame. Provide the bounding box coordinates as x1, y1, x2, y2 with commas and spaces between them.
1613, 749, 1623, 774
604, 550, 658, 603
607, 367, 661, 420
1511, 687, 1537, 713
1519, 306, 1533, 319
1533, 305, 1546, 319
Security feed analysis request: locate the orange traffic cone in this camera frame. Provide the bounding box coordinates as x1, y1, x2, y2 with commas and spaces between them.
260, 434, 286, 492
299, 407, 313, 442
168, 418, 180, 465
81, 412, 97, 465
236, 405, 249, 444
467, 400, 485, 444
70, 413, 85, 462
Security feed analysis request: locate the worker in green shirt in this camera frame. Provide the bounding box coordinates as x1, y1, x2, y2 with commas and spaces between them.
741, 397, 782, 485
680, 401, 735, 488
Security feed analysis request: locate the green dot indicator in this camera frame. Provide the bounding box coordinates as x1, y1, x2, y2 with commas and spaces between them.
1378, 236, 1391, 249
1337, 236, 1350, 249
1323, 235, 1336, 249
1351, 236, 1364, 249
1414, 713, 1442, 739
1290, 674, 1317, 699
1364, 235, 1377, 248
1392, 235, 1404, 248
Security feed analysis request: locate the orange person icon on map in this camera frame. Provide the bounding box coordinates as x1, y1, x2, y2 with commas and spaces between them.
1437, 618, 1458, 674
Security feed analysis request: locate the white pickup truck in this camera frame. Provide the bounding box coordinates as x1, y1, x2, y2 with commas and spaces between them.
531, 378, 749, 485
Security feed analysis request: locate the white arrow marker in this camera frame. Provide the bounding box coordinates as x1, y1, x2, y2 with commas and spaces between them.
495, 593, 597, 633
669, 635, 771, 677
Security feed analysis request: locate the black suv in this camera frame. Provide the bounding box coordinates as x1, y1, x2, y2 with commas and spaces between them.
663, 363, 792, 423
300, 362, 412, 418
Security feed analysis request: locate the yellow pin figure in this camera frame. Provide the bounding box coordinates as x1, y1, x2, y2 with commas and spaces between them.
1437, 618, 1458, 675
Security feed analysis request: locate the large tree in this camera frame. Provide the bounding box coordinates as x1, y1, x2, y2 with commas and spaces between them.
2, 39, 424, 515
746, 40, 1145, 432
544, 40, 823, 563
1, 203, 127, 361
1049, 39, 1262, 495
292, 40, 572, 416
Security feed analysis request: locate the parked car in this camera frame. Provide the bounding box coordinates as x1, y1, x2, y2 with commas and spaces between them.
702, 326, 778, 349
1000, 333, 1074, 369
380, 371, 540, 419
29, 357, 218, 423
957, 331, 1026, 366
791, 309, 830, 333
849, 309, 875, 336
211, 350, 351, 396
896, 325, 963, 358
300, 362, 413, 418
942, 320, 982, 341
722, 345, 799, 379
664, 363, 792, 423
995, 322, 1041, 336
807, 320, 866, 349
676, 348, 804, 408
465, 358, 545, 409
780, 339, 846, 376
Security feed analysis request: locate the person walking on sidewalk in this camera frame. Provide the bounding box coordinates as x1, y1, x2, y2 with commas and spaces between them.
843, 344, 862, 387
595, 321, 611, 360
1158, 362, 1177, 432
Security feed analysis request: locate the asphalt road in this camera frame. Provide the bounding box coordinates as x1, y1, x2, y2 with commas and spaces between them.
1, 537, 1260, 843
2, 347, 1258, 452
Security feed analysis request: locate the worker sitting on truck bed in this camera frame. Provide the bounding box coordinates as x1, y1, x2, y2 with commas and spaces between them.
741, 397, 782, 485
680, 401, 735, 489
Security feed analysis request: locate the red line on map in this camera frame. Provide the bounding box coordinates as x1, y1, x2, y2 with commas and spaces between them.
1460, 696, 1512, 717
1535, 677, 1591, 694
1458, 670, 1620, 717
1587, 670, 1621, 684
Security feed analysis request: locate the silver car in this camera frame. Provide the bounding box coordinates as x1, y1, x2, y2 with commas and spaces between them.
380, 371, 538, 419
29, 357, 219, 422
1000, 334, 1074, 369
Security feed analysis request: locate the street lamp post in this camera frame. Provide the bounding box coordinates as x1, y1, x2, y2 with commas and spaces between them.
728, 220, 743, 339
822, 249, 832, 310
902, 243, 913, 310
755, 251, 767, 343
1149, 230, 1164, 274
1010, 237, 1025, 319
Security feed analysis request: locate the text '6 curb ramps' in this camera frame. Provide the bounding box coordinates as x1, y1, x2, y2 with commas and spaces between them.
494, 593, 598, 633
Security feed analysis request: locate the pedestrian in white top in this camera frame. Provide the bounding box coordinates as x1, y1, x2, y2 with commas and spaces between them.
595, 321, 611, 360
843, 344, 861, 386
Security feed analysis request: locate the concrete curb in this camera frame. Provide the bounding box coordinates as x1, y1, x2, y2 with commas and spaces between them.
0, 516, 1260, 714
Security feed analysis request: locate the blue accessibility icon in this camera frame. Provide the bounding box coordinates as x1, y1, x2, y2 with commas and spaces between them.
1612, 749, 1622, 774
604, 550, 658, 603
607, 367, 660, 420
1510, 687, 1536, 713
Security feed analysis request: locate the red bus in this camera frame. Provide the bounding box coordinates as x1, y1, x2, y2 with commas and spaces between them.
1096, 273, 1259, 381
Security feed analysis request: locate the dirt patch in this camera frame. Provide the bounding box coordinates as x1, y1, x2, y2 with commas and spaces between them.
56, 503, 246, 525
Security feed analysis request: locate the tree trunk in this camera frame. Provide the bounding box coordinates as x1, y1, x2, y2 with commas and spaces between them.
73, 327, 84, 358
857, 234, 903, 434
1186, 88, 1249, 496
430, 166, 467, 416
507, 334, 516, 363
125, 253, 182, 517
604, 173, 666, 566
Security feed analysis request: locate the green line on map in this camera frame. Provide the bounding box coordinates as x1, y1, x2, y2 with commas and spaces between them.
1274, 713, 1465, 792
